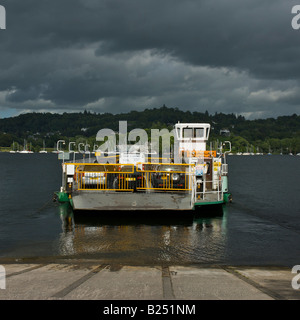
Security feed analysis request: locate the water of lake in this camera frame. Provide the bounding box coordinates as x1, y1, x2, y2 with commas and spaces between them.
0, 153, 299, 267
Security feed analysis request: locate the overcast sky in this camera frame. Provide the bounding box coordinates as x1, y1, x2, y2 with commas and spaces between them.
0, 0, 300, 119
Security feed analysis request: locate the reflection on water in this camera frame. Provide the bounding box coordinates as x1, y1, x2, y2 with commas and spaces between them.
58, 202, 75, 255
57, 203, 228, 265
58, 202, 75, 231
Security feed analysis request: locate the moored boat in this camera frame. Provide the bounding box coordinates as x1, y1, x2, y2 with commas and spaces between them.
39, 140, 48, 153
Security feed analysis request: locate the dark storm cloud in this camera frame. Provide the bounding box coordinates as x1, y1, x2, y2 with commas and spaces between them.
0, 0, 299, 118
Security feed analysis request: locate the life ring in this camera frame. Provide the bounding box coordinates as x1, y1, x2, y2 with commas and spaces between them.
192, 150, 196, 157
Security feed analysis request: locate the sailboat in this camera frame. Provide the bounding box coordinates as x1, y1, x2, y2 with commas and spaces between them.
19, 140, 34, 153
39, 140, 47, 153
267, 146, 272, 155
9, 141, 16, 153
242, 145, 250, 155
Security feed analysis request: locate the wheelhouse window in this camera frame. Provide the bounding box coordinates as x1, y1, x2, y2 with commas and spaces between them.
195, 128, 204, 138
183, 127, 204, 138
183, 128, 193, 138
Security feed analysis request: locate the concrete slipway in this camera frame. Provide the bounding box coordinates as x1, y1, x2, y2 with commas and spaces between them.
0, 260, 299, 300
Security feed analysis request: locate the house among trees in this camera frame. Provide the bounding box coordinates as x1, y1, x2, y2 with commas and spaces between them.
220, 129, 230, 136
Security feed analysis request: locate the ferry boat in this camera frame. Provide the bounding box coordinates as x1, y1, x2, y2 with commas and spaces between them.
55, 122, 232, 211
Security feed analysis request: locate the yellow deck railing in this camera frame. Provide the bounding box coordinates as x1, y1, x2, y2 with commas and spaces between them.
66, 163, 194, 192
136, 163, 194, 191
74, 163, 135, 191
